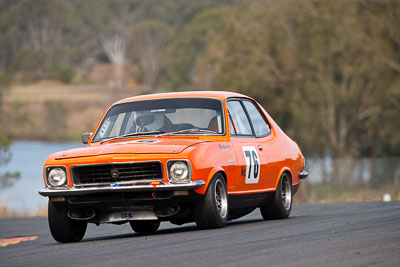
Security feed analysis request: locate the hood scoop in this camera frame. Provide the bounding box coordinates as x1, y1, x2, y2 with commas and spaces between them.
127, 139, 160, 144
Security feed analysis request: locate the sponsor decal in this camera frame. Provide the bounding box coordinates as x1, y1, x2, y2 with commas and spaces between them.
121, 212, 134, 219
218, 144, 231, 150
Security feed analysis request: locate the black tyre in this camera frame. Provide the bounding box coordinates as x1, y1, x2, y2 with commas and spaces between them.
130, 220, 160, 233
48, 201, 87, 243
260, 172, 292, 220
195, 173, 228, 229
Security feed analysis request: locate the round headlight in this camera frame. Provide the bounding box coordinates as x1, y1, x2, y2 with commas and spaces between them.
169, 162, 189, 183
48, 168, 67, 187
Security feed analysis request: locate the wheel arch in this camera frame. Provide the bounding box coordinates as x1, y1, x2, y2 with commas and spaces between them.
194, 167, 226, 195
274, 167, 292, 189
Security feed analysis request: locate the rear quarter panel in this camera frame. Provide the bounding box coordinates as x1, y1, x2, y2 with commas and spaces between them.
257, 103, 303, 187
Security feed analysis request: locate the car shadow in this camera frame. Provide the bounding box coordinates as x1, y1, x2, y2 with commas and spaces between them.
45, 215, 306, 245
82, 224, 199, 243
82, 217, 269, 242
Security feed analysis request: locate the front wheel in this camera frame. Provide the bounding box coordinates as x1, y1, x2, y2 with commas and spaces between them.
130, 220, 160, 233
260, 172, 292, 220
48, 201, 87, 243
195, 173, 228, 229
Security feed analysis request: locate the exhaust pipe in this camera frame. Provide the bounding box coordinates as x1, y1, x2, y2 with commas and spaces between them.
154, 205, 180, 217
68, 209, 96, 220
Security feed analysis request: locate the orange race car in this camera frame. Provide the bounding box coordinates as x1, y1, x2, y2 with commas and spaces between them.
39, 91, 308, 243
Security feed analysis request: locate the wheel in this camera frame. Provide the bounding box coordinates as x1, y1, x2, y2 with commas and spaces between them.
48, 201, 87, 243
130, 220, 160, 233
195, 173, 228, 229
260, 172, 292, 220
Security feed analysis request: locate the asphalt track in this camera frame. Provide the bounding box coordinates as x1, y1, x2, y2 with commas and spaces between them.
0, 202, 399, 267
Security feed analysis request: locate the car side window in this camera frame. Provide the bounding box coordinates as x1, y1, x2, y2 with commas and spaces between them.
227, 101, 253, 136
243, 101, 271, 137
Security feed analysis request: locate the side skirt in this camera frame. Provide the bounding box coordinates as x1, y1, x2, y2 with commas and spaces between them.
228, 192, 275, 220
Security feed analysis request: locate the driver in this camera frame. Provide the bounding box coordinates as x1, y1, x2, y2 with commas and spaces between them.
135, 111, 165, 132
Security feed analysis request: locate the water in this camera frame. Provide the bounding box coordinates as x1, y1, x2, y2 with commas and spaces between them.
0, 141, 82, 214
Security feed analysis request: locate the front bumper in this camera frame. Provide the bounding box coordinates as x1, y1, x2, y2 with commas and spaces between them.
39, 180, 205, 197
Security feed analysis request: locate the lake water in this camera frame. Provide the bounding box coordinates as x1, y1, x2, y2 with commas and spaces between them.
0, 141, 83, 214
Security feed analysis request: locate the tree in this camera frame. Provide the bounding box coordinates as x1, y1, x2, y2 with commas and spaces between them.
162, 6, 234, 90
129, 20, 172, 90
0, 0, 80, 82
70, 0, 142, 93
0, 76, 19, 188
0, 135, 20, 189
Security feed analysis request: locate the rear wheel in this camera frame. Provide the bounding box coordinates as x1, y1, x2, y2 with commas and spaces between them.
48, 201, 87, 243
260, 172, 292, 220
130, 220, 160, 233
195, 173, 228, 229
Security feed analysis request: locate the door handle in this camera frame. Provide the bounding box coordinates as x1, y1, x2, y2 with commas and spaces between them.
258, 145, 263, 151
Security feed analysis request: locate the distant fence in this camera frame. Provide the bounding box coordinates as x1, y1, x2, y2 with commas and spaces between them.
306, 156, 400, 186
295, 157, 400, 203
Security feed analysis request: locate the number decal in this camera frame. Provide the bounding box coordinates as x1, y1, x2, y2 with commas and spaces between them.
252, 150, 259, 178
121, 212, 133, 219
242, 146, 260, 184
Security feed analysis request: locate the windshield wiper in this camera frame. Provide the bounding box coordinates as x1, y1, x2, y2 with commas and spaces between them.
100, 128, 217, 143
156, 128, 217, 137
100, 131, 164, 144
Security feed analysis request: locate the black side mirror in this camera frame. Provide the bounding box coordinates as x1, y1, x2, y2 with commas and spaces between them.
81, 132, 92, 144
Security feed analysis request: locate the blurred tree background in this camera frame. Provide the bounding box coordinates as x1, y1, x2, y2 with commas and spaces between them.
0, 0, 399, 199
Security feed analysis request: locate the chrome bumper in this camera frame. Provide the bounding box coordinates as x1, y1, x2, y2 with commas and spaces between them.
39, 180, 205, 197
298, 170, 308, 179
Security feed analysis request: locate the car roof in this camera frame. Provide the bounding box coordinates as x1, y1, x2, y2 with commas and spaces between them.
114, 91, 250, 105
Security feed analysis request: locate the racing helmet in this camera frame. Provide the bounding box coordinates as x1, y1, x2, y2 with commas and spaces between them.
135, 111, 164, 132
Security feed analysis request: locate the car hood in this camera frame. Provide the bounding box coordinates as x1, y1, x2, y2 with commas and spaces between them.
54, 139, 206, 160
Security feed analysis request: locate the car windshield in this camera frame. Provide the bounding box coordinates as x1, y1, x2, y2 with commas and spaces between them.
92, 98, 225, 142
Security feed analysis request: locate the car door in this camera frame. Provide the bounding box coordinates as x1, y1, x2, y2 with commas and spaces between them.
241, 99, 278, 190
227, 99, 269, 193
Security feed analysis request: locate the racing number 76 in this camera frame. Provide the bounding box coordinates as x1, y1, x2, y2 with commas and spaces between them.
242, 146, 260, 184
244, 150, 259, 179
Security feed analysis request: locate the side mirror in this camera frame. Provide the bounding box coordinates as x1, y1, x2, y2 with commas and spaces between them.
81, 132, 92, 144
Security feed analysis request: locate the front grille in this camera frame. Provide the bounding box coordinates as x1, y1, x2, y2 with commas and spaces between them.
71, 161, 163, 186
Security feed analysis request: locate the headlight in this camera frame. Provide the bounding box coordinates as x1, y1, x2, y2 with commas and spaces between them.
47, 167, 67, 187
168, 161, 191, 183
